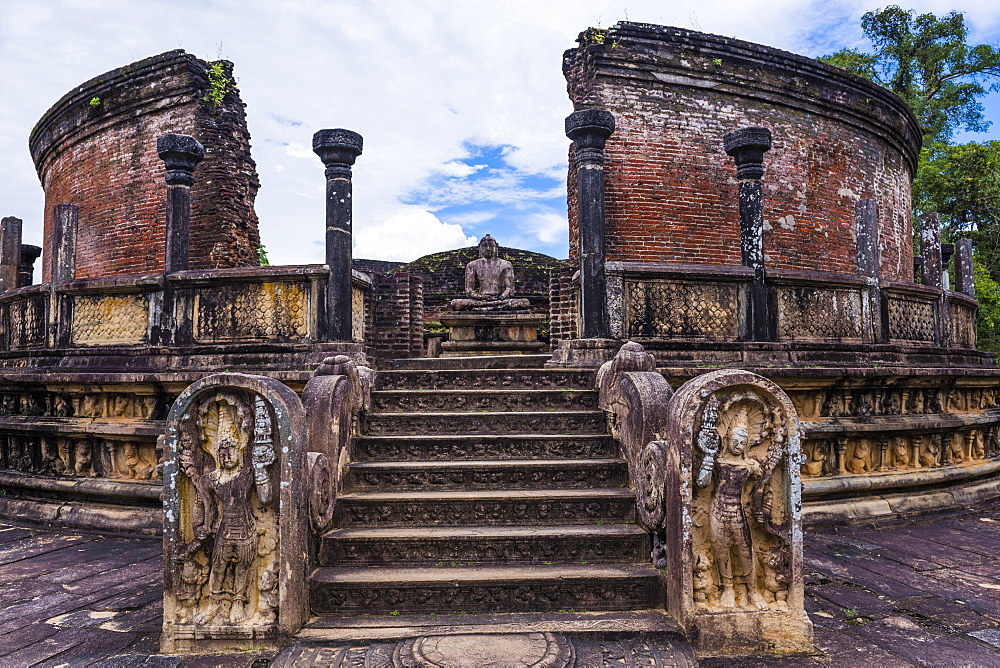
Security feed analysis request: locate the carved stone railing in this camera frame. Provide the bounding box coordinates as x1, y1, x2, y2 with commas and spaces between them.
598, 342, 812, 654
769, 270, 872, 344
301, 355, 373, 535
604, 262, 979, 351
882, 281, 940, 345
168, 266, 327, 345
0, 284, 49, 350
0, 265, 378, 352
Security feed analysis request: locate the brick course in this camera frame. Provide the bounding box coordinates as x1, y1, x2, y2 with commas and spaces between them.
30, 51, 260, 281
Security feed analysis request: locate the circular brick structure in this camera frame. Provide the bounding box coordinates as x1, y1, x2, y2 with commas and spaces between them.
564, 23, 922, 281
29, 50, 261, 280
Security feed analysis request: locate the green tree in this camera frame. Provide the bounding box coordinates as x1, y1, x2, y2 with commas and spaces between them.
821, 5, 1000, 145
914, 140, 1000, 263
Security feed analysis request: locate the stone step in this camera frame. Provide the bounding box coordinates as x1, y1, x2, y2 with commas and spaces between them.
363, 411, 607, 437
295, 608, 685, 643
389, 355, 551, 370
309, 564, 663, 615
335, 488, 637, 528
353, 434, 620, 462
375, 368, 595, 392
318, 524, 650, 567
346, 459, 628, 492
370, 389, 598, 413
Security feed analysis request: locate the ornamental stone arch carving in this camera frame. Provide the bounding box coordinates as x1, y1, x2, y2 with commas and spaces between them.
160, 373, 307, 653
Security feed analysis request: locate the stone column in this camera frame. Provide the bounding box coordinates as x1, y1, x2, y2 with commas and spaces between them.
854, 199, 886, 343
918, 212, 943, 289
724, 127, 772, 341
955, 238, 975, 297
157, 134, 205, 274
313, 129, 363, 342
566, 109, 615, 340
0, 217, 22, 293
941, 243, 955, 290
19, 245, 41, 287
50, 204, 78, 282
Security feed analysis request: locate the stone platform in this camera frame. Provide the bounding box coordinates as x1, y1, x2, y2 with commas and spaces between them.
3, 501, 1000, 665
440, 312, 545, 356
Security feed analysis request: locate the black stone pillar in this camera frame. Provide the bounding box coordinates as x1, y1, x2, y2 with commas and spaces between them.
955, 238, 975, 297
19, 245, 41, 287
941, 243, 955, 290
918, 212, 943, 289
0, 217, 22, 293
313, 129, 363, 342
156, 134, 205, 274
566, 109, 615, 340
724, 127, 772, 341
51, 204, 78, 282
156, 134, 204, 346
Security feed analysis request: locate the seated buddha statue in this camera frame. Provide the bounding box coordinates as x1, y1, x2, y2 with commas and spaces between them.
449, 235, 530, 312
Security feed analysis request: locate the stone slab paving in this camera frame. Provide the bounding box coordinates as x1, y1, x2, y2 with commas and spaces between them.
0, 502, 999, 666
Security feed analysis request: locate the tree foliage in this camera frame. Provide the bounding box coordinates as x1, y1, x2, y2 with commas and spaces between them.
914, 140, 1000, 267
821, 6, 1000, 145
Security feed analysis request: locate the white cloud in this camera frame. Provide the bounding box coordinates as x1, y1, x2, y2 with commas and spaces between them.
521, 211, 569, 246
353, 205, 477, 262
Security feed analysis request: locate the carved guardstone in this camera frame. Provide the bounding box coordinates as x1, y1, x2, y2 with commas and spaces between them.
161, 374, 307, 653
662, 369, 813, 654
441, 234, 543, 356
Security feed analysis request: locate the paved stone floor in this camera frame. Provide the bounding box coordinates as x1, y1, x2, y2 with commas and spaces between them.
0, 502, 999, 666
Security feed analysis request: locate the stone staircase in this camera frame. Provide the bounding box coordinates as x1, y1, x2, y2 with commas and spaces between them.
307, 356, 664, 621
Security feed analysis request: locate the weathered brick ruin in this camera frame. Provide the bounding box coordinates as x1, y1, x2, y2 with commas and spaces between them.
1, 23, 999, 657
31, 51, 262, 279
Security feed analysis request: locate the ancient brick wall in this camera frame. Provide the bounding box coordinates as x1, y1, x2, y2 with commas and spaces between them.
564, 23, 922, 281
548, 265, 579, 347
30, 51, 260, 281
372, 273, 423, 361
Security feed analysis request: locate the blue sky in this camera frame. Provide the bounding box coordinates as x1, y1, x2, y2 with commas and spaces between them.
1, 1, 998, 265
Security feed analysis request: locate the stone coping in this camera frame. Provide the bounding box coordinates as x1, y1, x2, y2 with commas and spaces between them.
802, 457, 1000, 499
0, 470, 162, 502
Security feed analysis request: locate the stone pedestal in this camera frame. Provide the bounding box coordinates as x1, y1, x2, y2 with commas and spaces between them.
440, 312, 545, 356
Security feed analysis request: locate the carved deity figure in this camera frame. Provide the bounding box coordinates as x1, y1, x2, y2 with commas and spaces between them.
74, 440, 95, 477
846, 440, 872, 474
449, 235, 530, 312
192, 435, 274, 625
801, 442, 826, 477
124, 442, 154, 480
890, 437, 909, 470
696, 411, 768, 610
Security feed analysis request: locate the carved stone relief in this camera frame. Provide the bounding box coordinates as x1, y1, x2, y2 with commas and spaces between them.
161, 373, 307, 653
662, 368, 812, 654
799, 427, 998, 478
71, 294, 149, 346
